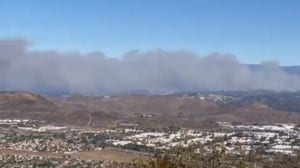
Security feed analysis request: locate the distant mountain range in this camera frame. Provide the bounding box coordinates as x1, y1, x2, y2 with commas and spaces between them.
247, 64, 300, 76
282, 66, 300, 75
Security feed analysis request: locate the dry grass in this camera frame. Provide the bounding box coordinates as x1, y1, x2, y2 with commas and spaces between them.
0, 149, 148, 162
72, 149, 150, 162
0, 149, 63, 159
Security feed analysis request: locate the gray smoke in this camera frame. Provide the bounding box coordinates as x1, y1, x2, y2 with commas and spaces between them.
0, 39, 300, 95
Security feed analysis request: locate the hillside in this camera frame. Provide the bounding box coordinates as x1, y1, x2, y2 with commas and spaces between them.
0, 91, 57, 111
56, 94, 300, 127
1, 91, 300, 128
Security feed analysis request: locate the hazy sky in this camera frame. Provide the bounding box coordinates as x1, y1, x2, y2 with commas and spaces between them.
0, 0, 300, 65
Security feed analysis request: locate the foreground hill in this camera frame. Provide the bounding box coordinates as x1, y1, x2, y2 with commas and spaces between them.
0, 91, 56, 111
0, 92, 116, 126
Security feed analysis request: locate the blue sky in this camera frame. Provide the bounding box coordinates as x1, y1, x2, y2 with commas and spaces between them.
0, 0, 299, 65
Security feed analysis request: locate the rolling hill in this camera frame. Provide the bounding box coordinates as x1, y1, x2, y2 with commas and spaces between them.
1, 91, 300, 128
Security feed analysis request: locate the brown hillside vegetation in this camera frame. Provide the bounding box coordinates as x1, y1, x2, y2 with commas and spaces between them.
1, 92, 300, 127
0, 91, 56, 111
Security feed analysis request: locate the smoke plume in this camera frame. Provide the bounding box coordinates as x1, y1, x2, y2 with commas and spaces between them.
0, 39, 299, 95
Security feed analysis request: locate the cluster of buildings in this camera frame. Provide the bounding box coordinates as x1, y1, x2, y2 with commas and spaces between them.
1, 119, 300, 165
183, 93, 236, 104
0, 120, 100, 154
105, 122, 300, 155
